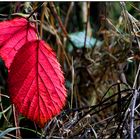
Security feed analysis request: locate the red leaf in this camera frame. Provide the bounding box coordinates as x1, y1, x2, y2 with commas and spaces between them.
8, 40, 67, 127
0, 17, 37, 69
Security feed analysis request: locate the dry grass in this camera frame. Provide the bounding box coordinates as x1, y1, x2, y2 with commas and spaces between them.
0, 2, 140, 138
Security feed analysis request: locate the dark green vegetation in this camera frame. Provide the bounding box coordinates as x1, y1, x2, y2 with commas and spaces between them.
0, 2, 140, 138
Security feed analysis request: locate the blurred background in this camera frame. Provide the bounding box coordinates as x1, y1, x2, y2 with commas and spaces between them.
0, 2, 140, 138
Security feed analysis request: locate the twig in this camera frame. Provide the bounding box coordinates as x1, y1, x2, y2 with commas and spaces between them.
127, 15, 140, 138
60, 88, 133, 115
48, 119, 57, 138
69, 91, 132, 129
27, 2, 44, 19
48, 2, 74, 68
100, 82, 130, 103
129, 2, 140, 13
120, 2, 140, 138
56, 34, 71, 68
127, 12, 140, 50
0, 93, 9, 98
120, 2, 133, 46
49, 2, 76, 48
130, 90, 138, 138
84, 2, 90, 49
49, 2, 68, 38
13, 105, 21, 138
89, 124, 98, 138
71, 57, 74, 109
110, 93, 133, 138
40, 2, 46, 39
93, 114, 117, 126
64, 2, 74, 29
133, 64, 140, 89
0, 89, 9, 123
129, 64, 140, 139
117, 81, 122, 123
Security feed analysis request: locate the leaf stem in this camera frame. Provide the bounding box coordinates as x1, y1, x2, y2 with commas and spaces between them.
27, 2, 44, 20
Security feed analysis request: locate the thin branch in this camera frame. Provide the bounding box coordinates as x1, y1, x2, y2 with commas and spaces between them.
40, 2, 46, 39
71, 57, 74, 109
84, 2, 90, 49
27, 2, 44, 19
130, 90, 138, 139
133, 64, 140, 89
13, 105, 21, 138
49, 2, 76, 48
0, 89, 9, 122
64, 2, 74, 29
49, 2, 68, 38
